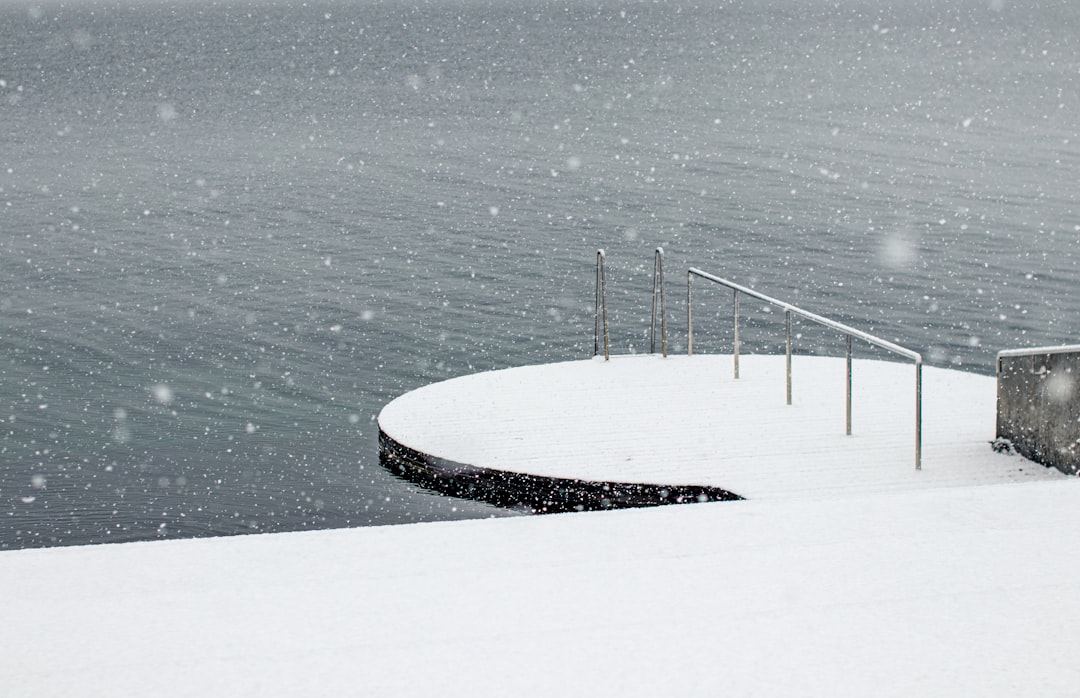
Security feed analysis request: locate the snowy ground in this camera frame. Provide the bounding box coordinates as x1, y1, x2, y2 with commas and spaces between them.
3, 478, 1080, 696
379, 354, 1065, 498
6, 356, 1078, 696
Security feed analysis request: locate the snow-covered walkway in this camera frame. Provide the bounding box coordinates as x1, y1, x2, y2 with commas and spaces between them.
4, 479, 1080, 696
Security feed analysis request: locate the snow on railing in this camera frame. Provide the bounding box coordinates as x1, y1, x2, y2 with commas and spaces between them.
996, 344, 1080, 360
687, 268, 924, 470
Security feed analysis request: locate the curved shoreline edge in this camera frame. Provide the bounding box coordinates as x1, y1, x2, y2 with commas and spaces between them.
378, 429, 743, 514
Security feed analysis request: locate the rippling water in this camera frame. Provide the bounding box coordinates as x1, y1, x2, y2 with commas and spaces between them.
2, 0, 1078, 548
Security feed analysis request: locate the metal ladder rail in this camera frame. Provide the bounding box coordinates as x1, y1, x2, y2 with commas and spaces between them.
650, 247, 667, 357
594, 250, 610, 360
595, 248, 669, 360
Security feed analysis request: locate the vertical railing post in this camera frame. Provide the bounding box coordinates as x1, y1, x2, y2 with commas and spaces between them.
594, 250, 609, 361
651, 247, 667, 357
594, 251, 600, 356
660, 254, 667, 358
785, 310, 792, 405
845, 334, 853, 435
733, 290, 740, 379
687, 270, 694, 356
915, 359, 923, 470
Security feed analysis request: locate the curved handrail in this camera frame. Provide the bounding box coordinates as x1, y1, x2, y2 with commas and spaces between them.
687, 267, 923, 470
689, 269, 921, 361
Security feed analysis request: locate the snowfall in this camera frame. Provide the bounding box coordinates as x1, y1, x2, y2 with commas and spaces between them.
4, 355, 1080, 696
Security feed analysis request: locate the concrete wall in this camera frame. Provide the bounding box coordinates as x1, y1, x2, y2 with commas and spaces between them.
997, 348, 1080, 475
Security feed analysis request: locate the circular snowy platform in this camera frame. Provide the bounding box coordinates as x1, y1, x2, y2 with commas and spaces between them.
378, 354, 1063, 508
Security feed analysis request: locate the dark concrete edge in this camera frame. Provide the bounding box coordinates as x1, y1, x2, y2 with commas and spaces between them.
378, 429, 744, 515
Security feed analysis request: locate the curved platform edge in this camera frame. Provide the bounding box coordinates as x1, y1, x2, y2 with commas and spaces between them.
378, 430, 743, 514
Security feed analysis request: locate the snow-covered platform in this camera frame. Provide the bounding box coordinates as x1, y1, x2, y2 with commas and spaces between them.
379, 354, 1065, 507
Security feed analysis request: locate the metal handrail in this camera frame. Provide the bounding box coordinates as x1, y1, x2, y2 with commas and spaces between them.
687, 267, 923, 470
594, 250, 609, 360
650, 247, 668, 356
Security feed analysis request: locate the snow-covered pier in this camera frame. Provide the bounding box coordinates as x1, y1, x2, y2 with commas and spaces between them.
379, 353, 1063, 510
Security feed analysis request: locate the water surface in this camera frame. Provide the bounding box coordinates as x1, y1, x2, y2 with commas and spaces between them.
2, 0, 1078, 548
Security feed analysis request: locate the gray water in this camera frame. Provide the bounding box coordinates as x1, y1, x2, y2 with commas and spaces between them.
2, 0, 1078, 549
